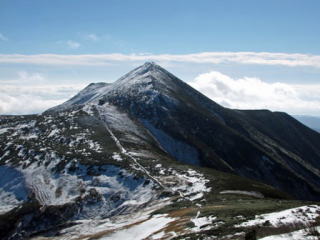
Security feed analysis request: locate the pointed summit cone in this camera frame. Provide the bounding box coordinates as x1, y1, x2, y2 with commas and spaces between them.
97, 61, 224, 114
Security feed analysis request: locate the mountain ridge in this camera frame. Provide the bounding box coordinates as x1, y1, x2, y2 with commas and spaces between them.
48, 62, 320, 200
1, 62, 320, 239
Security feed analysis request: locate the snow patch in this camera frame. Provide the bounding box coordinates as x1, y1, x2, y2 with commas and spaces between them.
162, 168, 211, 201
220, 190, 264, 199
236, 205, 320, 228
48, 128, 60, 137
151, 231, 165, 239
191, 211, 216, 231
112, 153, 122, 161
57, 198, 172, 239
0, 166, 29, 214
260, 227, 320, 240
100, 214, 173, 240
0, 128, 9, 135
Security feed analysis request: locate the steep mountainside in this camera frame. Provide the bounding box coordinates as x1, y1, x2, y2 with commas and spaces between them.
1, 62, 320, 240
49, 62, 320, 201
0, 104, 292, 240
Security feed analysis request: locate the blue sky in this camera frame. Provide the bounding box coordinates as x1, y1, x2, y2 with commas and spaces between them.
0, 0, 320, 116
1, 0, 320, 54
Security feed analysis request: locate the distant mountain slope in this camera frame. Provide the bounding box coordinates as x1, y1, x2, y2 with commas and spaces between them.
293, 115, 320, 132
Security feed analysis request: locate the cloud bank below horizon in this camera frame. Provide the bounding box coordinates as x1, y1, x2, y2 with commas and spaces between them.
0, 52, 319, 116
0, 84, 85, 115
0, 69, 319, 117
189, 71, 320, 116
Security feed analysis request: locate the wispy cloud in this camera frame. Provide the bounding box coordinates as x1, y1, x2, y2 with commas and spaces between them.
1, 67, 319, 116
0, 33, 8, 41
0, 52, 320, 68
17, 71, 45, 82
85, 33, 99, 41
66, 40, 81, 49
189, 71, 320, 116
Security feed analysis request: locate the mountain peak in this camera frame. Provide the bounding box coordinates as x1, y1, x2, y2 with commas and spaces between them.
46, 62, 177, 112
115, 61, 170, 85
143, 61, 157, 66
135, 61, 161, 74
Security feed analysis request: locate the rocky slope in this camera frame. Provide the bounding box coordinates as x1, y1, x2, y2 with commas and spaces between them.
1, 62, 320, 239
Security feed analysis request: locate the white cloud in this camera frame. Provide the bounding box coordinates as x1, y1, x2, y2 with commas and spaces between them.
0, 84, 85, 115
17, 71, 45, 82
66, 40, 81, 49
0, 52, 320, 68
189, 71, 320, 116
85, 34, 99, 41
0, 71, 46, 85
0, 33, 8, 41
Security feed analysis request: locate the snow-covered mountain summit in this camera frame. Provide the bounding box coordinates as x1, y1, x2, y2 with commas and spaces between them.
111, 61, 182, 88
48, 61, 188, 113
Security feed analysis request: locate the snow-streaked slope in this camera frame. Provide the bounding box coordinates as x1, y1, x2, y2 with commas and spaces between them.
236, 205, 320, 228
47, 62, 182, 114
1, 158, 157, 218
0, 103, 215, 239
99, 214, 174, 240
260, 227, 320, 240
220, 190, 264, 198
0, 166, 29, 214
47, 82, 111, 112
